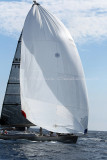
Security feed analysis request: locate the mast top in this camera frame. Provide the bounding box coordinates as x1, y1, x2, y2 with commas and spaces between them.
33, 1, 40, 5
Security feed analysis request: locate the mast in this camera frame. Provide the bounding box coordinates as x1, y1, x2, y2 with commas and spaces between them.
0, 33, 33, 128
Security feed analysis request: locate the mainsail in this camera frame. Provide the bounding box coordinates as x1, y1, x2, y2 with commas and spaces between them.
0, 34, 32, 127
20, 2, 89, 134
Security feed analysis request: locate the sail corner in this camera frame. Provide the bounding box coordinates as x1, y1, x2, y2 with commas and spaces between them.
33, 1, 40, 5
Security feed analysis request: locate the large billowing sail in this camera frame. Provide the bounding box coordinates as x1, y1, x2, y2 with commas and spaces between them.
20, 3, 89, 134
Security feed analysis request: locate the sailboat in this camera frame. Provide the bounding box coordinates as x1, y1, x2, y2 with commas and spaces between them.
0, 1, 88, 143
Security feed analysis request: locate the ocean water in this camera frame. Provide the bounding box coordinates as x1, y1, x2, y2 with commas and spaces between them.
0, 131, 107, 160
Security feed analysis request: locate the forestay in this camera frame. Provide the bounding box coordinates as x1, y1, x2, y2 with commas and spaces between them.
20, 3, 89, 134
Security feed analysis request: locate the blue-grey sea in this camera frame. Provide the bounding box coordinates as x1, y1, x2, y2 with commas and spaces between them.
0, 131, 107, 160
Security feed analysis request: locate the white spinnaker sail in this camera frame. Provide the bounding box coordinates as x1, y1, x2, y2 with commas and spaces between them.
20, 4, 89, 134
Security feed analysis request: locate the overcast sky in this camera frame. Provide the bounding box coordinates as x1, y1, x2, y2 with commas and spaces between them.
0, 0, 107, 131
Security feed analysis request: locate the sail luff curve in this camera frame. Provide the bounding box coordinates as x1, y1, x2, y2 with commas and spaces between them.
20, 4, 89, 134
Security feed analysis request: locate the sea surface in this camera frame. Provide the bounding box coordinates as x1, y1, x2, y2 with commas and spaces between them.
0, 131, 107, 160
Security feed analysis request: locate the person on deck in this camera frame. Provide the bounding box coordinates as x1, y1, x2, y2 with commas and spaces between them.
4, 130, 8, 134
40, 127, 43, 136
0, 130, 3, 135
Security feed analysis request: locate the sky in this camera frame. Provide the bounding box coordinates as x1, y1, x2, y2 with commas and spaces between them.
0, 0, 107, 131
